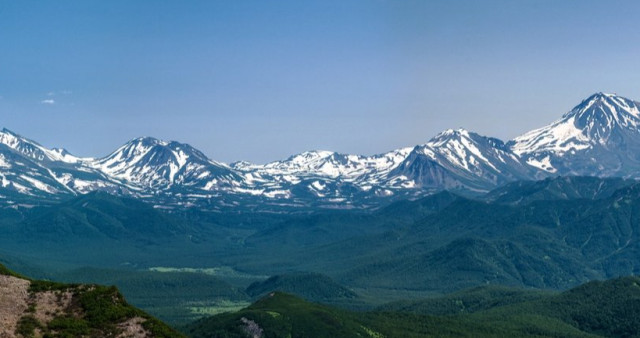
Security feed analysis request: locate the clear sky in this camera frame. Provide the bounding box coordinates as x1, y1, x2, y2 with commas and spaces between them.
1, 0, 639, 163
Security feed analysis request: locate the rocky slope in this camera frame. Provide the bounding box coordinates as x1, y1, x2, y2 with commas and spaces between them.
0, 264, 181, 337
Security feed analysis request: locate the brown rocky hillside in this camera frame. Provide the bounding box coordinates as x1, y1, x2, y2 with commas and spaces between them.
0, 264, 182, 337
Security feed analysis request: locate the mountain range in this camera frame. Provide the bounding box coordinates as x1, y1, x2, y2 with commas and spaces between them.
2, 92, 639, 210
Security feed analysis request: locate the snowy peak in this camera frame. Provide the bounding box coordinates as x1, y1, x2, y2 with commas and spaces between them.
565, 92, 637, 117
282, 150, 339, 168
420, 128, 488, 166
565, 92, 640, 132
386, 128, 534, 192
511, 92, 640, 175
255, 150, 383, 179
0, 129, 114, 198
0, 128, 83, 164
97, 137, 209, 170
512, 93, 640, 157
0, 128, 44, 160
93, 137, 234, 189
425, 128, 508, 153
419, 128, 517, 172
230, 147, 414, 201
427, 128, 473, 143
236, 150, 338, 176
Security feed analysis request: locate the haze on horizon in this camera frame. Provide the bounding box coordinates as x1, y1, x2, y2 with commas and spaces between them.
1, 0, 639, 164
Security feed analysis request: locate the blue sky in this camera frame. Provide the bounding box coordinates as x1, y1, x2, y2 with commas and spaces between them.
1, 0, 640, 163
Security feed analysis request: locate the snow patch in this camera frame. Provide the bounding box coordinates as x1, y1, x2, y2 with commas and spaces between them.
526, 156, 556, 173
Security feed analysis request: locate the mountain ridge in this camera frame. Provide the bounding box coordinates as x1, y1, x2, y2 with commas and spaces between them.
2, 92, 640, 210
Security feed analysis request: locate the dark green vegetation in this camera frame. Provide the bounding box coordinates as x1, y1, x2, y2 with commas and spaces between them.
0, 263, 182, 337
246, 272, 360, 307
18, 191, 191, 242
185, 292, 379, 338
56, 267, 250, 326
186, 276, 640, 337
16, 316, 44, 337
332, 176, 640, 292
377, 284, 550, 315
482, 176, 635, 205
53, 269, 364, 326
2, 176, 640, 330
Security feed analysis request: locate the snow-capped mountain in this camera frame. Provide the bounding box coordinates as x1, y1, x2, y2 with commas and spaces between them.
256, 149, 412, 180
388, 129, 538, 192
510, 92, 640, 176
231, 148, 414, 202
0, 128, 83, 164
0, 129, 126, 203
92, 137, 241, 192
2, 92, 640, 210
228, 129, 540, 201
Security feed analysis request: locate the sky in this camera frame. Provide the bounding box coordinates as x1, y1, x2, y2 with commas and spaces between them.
1, 0, 640, 164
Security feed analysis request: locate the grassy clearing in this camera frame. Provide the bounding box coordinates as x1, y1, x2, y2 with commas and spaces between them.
188, 300, 251, 316
148, 266, 267, 279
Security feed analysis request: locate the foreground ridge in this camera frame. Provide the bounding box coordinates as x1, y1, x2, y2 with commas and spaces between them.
0, 263, 182, 337
185, 276, 640, 337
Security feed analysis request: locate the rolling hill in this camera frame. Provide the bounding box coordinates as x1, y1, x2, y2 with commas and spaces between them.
185, 276, 640, 337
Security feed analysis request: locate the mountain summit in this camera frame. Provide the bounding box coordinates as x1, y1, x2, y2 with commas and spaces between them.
93, 137, 240, 191
510, 92, 640, 176
387, 128, 535, 192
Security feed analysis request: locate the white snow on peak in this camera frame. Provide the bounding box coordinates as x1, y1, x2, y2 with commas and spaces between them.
512, 93, 640, 157
0, 129, 84, 164
289, 150, 334, 164
252, 148, 413, 180
228, 146, 414, 194
0, 129, 30, 150
88, 137, 238, 191
511, 116, 590, 156
419, 128, 502, 172
47, 148, 86, 163
428, 128, 471, 143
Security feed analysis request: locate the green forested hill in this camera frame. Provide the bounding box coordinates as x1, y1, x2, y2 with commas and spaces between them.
185, 276, 640, 338
482, 176, 634, 205
377, 284, 549, 315
246, 272, 358, 304
20, 191, 189, 240
322, 180, 640, 292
